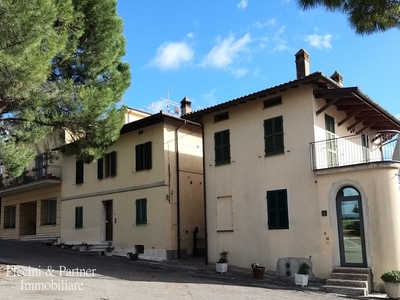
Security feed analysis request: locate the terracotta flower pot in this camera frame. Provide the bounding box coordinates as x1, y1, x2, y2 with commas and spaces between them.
252, 266, 265, 279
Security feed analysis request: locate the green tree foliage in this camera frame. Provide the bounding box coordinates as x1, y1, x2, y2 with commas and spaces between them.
297, 0, 400, 34
0, 0, 130, 176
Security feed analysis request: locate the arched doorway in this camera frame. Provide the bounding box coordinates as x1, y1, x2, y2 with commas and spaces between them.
336, 187, 367, 267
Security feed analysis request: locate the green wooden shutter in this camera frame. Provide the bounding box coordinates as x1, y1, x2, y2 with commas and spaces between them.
215, 130, 230, 165
76, 160, 84, 184
145, 142, 152, 169
223, 130, 230, 163
274, 116, 284, 152
264, 119, 274, 155
277, 189, 288, 229
136, 199, 147, 224
267, 191, 277, 229
267, 189, 288, 229
142, 199, 147, 223
264, 116, 284, 155
214, 132, 222, 164
97, 158, 104, 179
135, 200, 140, 224
135, 144, 142, 171
110, 151, 117, 177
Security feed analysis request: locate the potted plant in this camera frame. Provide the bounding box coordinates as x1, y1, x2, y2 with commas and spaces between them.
251, 263, 265, 279
78, 242, 88, 252
126, 252, 139, 260
105, 242, 115, 256
381, 270, 400, 299
215, 249, 230, 274
295, 262, 310, 287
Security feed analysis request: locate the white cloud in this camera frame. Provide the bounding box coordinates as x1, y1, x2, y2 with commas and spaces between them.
237, 0, 248, 9
304, 33, 332, 49
201, 33, 251, 69
254, 19, 276, 28
272, 26, 289, 52
201, 88, 219, 107
186, 32, 194, 39
231, 68, 248, 78
150, 42, 194, 70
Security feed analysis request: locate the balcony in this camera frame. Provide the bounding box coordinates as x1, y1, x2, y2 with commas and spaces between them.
310, 131, 400, 171
0, 165, 62, 196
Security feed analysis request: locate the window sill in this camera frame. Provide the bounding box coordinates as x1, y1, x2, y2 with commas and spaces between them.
265, 151, 285, 157
215, 162, 231, 166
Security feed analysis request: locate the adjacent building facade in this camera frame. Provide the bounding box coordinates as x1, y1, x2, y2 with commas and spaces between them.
60, 109, 205, 260
183, 49, 400, 289
0, 135, 64, 242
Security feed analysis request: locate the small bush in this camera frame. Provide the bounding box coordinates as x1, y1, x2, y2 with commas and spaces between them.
127, 252, 139, 260
217, 250, 230, 263
297, 262, 310, 275
381, 270, 400, 283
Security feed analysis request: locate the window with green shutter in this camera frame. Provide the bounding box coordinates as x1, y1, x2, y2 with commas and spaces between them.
136, 142, 152, 171
75, 206, 83, 228
267, 189, 289, 229
264, 116, 284, 156
136, 198, 147, 225
214, 130, 230, 165
76, 160, 84, 184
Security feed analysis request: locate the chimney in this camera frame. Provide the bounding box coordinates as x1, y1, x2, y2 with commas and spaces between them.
330, 71, 343, 86
180, 97, 192, 116
295, 49, 310, 79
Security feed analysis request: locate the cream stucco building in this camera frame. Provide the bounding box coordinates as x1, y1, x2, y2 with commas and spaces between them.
0, 134, 65, 242
60, 107, 205, 260
183, 49, 400, 292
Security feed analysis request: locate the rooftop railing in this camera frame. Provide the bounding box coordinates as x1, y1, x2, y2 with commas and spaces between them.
310, 131, 400, 170
0, 165, 62, 190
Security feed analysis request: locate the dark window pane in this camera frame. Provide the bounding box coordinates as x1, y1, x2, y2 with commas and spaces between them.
97, 158, 104, 179
111, 151, 117, 177
76, 160, 84, 184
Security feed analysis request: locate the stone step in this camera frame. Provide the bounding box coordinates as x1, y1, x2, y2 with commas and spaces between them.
326, 278, 368, 288
331, 272, 369, 281
86, 244, 108, 251
322, 285, 368, 297
332, 267, 370, 275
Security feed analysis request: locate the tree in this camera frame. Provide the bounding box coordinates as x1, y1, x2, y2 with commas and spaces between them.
297, 0, 400, 34
0, 0, 130, 176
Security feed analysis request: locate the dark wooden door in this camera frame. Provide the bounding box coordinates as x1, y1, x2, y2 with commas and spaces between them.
104, 200, 113, 241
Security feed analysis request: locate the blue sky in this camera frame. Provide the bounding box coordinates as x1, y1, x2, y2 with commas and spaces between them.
116, 1, 399, 118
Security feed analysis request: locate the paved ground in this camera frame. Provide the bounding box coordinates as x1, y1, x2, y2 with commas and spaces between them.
0, 239, 387, 299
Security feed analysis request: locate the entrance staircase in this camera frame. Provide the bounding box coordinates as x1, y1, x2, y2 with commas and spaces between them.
323, 267, 372, 296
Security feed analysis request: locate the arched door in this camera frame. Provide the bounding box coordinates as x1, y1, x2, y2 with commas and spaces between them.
336, 187, 367, 267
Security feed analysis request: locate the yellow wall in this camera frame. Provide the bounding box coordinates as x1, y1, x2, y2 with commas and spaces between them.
1, 185, 61, 237
61, 117, 204, 260
202, 83, 400, 289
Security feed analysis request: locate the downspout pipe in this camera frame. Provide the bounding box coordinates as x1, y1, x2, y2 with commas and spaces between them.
201, 123, 208, 265
175, 121, 187, 259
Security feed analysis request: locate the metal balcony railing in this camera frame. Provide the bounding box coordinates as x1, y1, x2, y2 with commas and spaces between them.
310, 131, 400, 170
0, 165, 62, 190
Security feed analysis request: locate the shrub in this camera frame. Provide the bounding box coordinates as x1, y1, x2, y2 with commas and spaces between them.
381, 270, 400, 283
217, 250, 230, 263
297, 262, 310, 275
